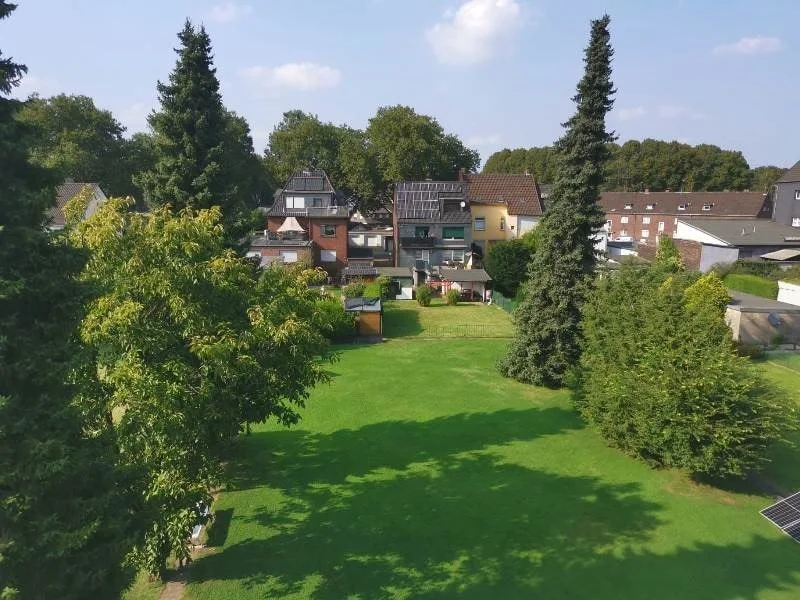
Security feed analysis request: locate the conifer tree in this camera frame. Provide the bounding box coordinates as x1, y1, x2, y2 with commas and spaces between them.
499, 15, 615, 387
140, 20, 252, 242
0, 3, 131, 597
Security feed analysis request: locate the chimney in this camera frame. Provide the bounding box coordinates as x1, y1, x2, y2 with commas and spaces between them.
524, 169, 530, 176
644, 188, 649, 194
458, 168, 467, 181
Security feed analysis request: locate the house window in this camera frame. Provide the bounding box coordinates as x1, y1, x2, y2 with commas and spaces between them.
279, 250, 298, 263
442, 226, 465, 240
415, 226, 430, 238
320, 250, 337, 263
621, 216, 629, 224
642, 216, 651, 225
678, 204, 687, 211
499, 217, 506, 231
793, 217, 800, 227
414, 250, 430, 261
624, 203, 633, 210
702, 204, 712, 211
641, 229, 650, 238
312, 197, 323, 208
619, 229, 628, 237
658, 221, 665, 232
320, 224, 336, 237
795, 190, 800, 200
442, 250, 465, 262
285, 196, 304, 209
367, 235, 380, 247
473, 217, 486, 231
645, 204, 655, 210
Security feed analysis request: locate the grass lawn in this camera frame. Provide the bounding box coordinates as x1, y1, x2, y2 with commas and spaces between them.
179, 307, 800, 599
383, 299, 514, 338
760, 353, 800, 491
121, 572, 164, 600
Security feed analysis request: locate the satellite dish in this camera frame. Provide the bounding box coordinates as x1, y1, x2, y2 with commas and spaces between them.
460, 201, 466, 209
768, 312, 782, 327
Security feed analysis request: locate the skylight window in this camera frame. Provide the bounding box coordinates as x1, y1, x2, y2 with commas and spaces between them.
678, 204, 687, 211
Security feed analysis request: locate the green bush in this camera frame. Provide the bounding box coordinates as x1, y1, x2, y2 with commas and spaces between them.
484, 239, 533, 297
575, 263, 793, 478
343, 282, 366, 298
363, 282, 381, 298
445, 288, 460, 305
415, 284, 433, 307
314, 298, 356, 341
723, 274, 778, 299
736, 342, 766, 359
376, 275, 392, 299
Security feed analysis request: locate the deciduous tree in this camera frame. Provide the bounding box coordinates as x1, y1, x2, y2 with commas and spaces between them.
499, 15, 615, 387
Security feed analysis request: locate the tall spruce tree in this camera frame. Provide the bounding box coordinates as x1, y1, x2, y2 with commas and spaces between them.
0, 3, 132, 597
499, 15, 615, 387
140, 20, 251, 242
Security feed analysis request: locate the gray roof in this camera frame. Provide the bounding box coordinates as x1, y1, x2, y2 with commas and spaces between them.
776, 160, 800, 184
376, 266, 413, 278
343, 264, 379, 277
283, 168, 334, 193
678, 218, 800, 246
440, 268, 492, 282
728, 291, 800, 314
344, 297, 382, 312
394, 181, 471, 224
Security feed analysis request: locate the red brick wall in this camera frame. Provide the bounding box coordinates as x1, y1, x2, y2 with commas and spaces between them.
266, 216, 349, 277
636, 238, 702, 271
606, 212, 678, 240
251, 246, 313, 264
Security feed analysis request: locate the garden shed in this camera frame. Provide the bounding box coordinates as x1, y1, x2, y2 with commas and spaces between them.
726, 291, 800, 346
344, 297, 383, 338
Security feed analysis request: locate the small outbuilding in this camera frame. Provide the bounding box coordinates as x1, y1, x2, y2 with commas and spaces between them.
344, 297, 383, 338
439, 268, 492, 301
726, 291, 800, 346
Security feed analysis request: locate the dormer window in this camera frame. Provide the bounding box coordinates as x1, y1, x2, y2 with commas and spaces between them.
678, 204, 687, 211
624, 203, 633, 210
645, 204, 655, 210
702, 203, 712, 211
795, 190, 800, 200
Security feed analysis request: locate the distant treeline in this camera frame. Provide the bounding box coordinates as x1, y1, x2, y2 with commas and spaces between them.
483, 140, 787, 193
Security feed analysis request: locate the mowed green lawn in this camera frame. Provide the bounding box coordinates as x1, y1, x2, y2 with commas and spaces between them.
761, 353, 800, 491
182, 304, 800, 600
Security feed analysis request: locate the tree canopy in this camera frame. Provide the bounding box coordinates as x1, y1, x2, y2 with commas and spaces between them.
499, 15, 615, 387
484, 139, 781, 193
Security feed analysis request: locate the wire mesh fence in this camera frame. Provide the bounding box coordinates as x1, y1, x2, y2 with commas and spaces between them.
419, 323, 513, 338
491, 291, 517, 314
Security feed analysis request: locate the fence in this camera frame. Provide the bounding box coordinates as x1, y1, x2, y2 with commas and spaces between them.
492, 291, 517, 314
419, 323, 513, 338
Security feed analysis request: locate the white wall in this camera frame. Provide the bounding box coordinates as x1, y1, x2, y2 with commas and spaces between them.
778, 281, 800, 307
516, 216, 539, 237
675, 221, 730, 246
699, 245, 739, 273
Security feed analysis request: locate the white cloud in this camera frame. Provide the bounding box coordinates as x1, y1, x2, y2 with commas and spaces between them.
240, 63, 342, 91
467, 134, 502, 148
208, 2, 253, 24
426, 0, 524, 66
617, 106, 647, 121
713, 36, 780, 56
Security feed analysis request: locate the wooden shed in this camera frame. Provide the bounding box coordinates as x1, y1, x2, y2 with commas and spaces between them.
344, 297, 383, 338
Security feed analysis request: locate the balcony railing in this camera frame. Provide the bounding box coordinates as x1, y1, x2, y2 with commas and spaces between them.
282, 206, 349, 218
250, 234, 312, 247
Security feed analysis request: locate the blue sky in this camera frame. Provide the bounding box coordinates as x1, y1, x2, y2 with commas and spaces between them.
3, 0, 798, 168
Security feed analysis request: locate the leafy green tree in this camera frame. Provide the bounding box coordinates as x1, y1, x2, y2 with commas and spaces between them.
684, 272, 730, 315
483, 146, 560, 182
15, 93, 130, 194
140, 21, 258, 243
121, 132, 157, 204
484, 239, 534, 297
751, 165, 786, 192
0, 5, 132, 597
366, 105, 479, 183
653, 236, 683, 273
575, 263, 791, 477
69, 199, 331, 577
499, 16, 615, 387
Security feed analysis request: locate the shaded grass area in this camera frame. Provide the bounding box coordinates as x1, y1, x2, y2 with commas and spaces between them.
121, 572, 164, 600
383, 299, 514, 338
185, 339, 800, 600
760, 353, 800, 491
724, 274, 779, 299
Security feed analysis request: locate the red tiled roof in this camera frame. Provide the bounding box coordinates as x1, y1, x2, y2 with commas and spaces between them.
600, 191, 771, 218
462, 173, 543, 216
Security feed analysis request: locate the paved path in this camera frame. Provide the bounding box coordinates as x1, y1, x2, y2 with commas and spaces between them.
158, 569, 186, 600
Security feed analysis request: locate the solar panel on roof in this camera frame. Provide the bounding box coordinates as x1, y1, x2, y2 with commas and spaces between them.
760, 491, 800, 543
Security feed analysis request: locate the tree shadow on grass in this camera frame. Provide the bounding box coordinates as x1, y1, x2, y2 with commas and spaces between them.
206, 508, 233, 548
382, 307, 423, 338
191, 408, 800, 598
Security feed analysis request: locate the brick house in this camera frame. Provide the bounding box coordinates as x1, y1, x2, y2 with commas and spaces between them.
600, 191, 772, 244
253, 168, 350, 278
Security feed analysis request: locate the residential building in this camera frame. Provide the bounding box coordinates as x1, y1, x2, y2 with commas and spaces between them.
48, 182, 108, 231
393, 181, 472, 283
773, 160, 800, 228
673, 218, 800, 271
601, 191, 772, 243
257, 168, 350, 278
348, 211, 394, 266
458, 171, 545, 254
